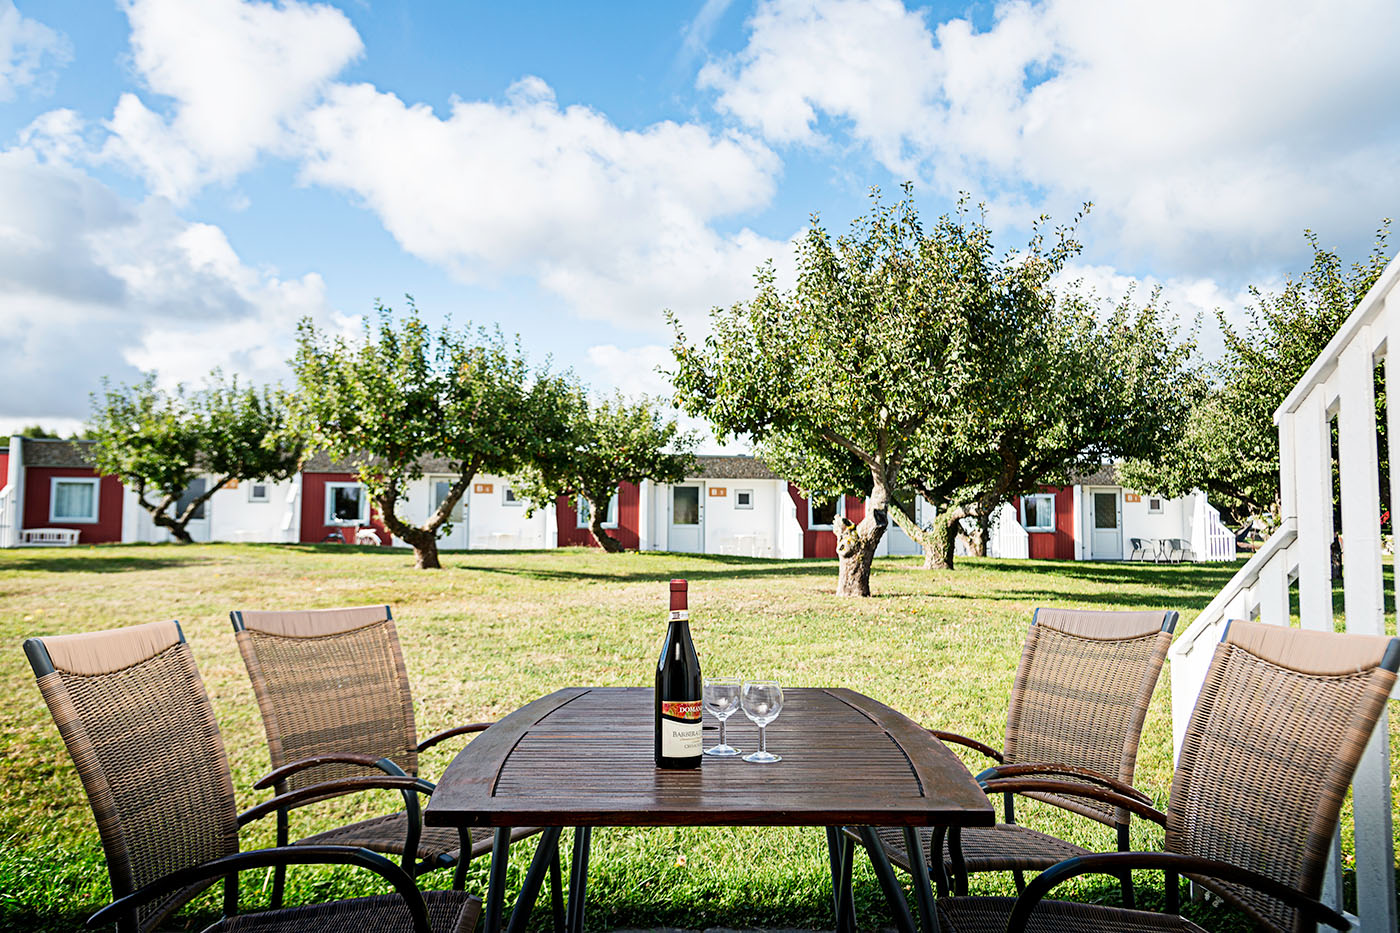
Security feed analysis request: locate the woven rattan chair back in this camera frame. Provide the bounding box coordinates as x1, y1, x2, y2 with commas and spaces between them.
1167, 620, 1399, 931
23, 620, 238, 932
232, 605, 419, 791
1000, 608, 1177, 826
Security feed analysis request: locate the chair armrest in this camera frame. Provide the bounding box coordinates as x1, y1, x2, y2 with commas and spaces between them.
238, 775, 434, 826
1007, 851, 1349, 933
417, 721, 494, 752
929, 729, 1004, 763
976, 763, 1154, 805
980, 778, 1167, 825
254, 753, 406, 790
88, 845, 432, 933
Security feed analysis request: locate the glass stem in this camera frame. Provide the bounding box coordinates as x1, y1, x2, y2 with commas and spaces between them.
718, 717, 727, 747
758, 723, 767, 753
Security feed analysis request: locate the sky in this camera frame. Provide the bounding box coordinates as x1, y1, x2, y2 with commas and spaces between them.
1, 0, 1398, 445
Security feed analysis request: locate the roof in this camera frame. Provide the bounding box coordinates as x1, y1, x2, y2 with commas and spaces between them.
19, 438, 97, 469
1069, 462, 1118, 486
690, 455, 780, 480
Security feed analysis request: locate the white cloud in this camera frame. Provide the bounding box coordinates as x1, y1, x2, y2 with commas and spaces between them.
101, 0, 362, 201
298, 77, 792, 329
585, 343, 746, 454
0, 1, 70, 101
704, 0, 1400, 276
0, 148, 333, 422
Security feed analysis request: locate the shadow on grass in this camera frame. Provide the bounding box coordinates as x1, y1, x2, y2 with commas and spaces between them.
0, 552, 210, 574
453, 556, 839, 584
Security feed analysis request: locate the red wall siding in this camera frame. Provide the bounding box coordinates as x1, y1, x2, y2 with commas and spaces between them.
788, 484, 866, 559
0, 451, 8, 481
24, 467, 124, 543
299, 473, 389, 544
1014, 487, 1076, 560
556, 482, 640, 549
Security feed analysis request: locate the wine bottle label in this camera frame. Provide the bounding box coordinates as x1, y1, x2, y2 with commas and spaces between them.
660, 699, 703, 757
669, 609, 689, 621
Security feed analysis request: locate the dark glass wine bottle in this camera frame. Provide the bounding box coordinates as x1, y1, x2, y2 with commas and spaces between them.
655, 578, 703, 769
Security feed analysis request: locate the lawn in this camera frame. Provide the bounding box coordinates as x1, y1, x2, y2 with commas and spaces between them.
0, 544, 1387, 931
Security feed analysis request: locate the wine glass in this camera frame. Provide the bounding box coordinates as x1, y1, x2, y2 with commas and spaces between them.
703, 678, 742, 757
740, 680, 784, 763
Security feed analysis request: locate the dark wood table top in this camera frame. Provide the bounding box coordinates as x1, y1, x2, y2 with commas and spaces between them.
425, 687, 995, 829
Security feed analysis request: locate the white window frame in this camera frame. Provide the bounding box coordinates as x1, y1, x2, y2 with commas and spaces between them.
1147, 496, 1164, 515
248, 481, 270, 503
576, 492, 619, 529
807, 494, 844, 530
325, 482, 368, 525
734, 488, 754, 510
50, 476, 100, 524
502, 486, 523, 507
1021, 493, 1055, 532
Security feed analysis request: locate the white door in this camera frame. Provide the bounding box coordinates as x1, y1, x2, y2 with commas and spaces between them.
430, 477, 469, 549
176, 478, 212, 542
669, 485, 703, 553
1089, 488, 1123, 560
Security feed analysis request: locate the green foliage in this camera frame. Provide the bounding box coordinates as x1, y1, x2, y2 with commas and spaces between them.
15, 425, 61, 439
1120, 224, 1392, 527
513, 391, 696, 550
289, 301, 571, 566
87, 372, 301, 541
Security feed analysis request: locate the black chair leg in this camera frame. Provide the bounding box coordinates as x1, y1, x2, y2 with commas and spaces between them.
453, 828, 472, 891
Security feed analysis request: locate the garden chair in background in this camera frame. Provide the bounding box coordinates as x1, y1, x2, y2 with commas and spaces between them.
934, 619, 1398, 932
1165, 538, 1195, 563
1127, 538, 1148, 561
849, 607, 1178, 903
230, 605, 548, 909
23, 620, 480, 933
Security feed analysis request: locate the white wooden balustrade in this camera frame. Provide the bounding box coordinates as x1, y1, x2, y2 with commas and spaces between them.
1169, 251, 1400, 931
0, 485, 14, 549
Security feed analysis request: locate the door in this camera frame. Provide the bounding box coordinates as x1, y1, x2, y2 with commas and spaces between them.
1090, 488, 1123, 560
430, 477, 469, 549
669, 484, 703, 553
175, 478, 211, 542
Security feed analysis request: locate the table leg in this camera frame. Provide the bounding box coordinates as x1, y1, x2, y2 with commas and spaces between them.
856, 826, 916, 933
550, 844, 565, 933
453, 828, 473, 891
485, 828, 511, 933
930, 827, 950, 896
824, 828, 855, 933
903, 827, 940, 933
839, 833, 855, 929
506, 826, 563, 933
567, 826, 592, 933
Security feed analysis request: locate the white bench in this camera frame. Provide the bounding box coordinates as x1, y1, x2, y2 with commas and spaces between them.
21, 528, 80, 546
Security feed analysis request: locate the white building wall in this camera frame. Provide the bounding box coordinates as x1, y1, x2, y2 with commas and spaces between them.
123, 475, 299, 544
393, 473, 551, 550
698, 479, 784, 557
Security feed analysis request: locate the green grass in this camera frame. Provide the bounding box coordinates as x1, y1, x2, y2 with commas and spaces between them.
0, 544, 1387, 931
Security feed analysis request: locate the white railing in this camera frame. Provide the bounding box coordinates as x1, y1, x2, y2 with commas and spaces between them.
987, 502, 1029, 559
1190, 494, 1236, 562
1169, 251, 1400, 931
0, 484, 15, 548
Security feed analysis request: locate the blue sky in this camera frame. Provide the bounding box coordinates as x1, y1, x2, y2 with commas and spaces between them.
2, 0, 1398, 442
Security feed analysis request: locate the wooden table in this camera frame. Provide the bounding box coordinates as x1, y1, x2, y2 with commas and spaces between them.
426, 687, 994, 933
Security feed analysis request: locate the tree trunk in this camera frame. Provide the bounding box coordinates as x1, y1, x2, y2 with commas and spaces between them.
588, 501, 625, 553
149, 509, 193, 544
834, 482, 891, 597
888, 503, 940, 568
925, 505, 967, 570
375, 489, 443, 569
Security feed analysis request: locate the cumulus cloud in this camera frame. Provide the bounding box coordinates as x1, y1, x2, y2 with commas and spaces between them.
585, 343, 746, 454
101, 0, 362, 201
0, 1, 70, 100
0, 148, 333, 423
703, 0, 1400, 276
298, 77, 792, 329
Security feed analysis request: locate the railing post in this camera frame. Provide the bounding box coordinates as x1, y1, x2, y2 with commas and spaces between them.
1336, 334, 1396, 932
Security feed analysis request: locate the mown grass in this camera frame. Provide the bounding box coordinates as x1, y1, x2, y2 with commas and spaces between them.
0, 544, 1390, 931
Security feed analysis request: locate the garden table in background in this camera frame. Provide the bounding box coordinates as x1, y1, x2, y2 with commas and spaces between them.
425, 686, 994, 933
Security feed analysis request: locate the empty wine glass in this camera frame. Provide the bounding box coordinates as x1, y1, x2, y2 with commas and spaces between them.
741, 680, 783, 763
703, 678, 742, 757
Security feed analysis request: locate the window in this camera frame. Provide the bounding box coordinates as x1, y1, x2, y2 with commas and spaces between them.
576, 492, 618, 528
1021, 494, 1055, 532
735, 489, 754, 510
1147, 496, 1164, 514
175, 478, 207, 521
503, 486, 523, 507
430, 479, 465, 523
248, 482, 270, 503
808, 495, 843, 530
50, 477, 100, 523
325, 482, 368, 525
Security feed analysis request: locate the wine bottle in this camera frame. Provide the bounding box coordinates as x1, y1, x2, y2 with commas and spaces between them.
655, 578, 703, 769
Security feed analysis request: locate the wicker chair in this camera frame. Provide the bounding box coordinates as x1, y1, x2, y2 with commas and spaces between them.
230, 605, 544, 907
849, 607, 1178, 901
23, 619, 480, 933
934, 619, 1398, 933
